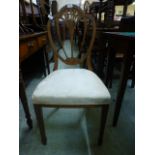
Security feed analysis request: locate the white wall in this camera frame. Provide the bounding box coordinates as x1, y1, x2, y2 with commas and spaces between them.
50, 0, 81, 10
25, 0, 37, 4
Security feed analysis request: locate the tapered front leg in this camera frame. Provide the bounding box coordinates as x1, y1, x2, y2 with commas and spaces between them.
98, 105, 109, 145
34, 105, 47, 145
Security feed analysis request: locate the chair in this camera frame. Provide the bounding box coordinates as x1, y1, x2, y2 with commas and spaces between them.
32, 5, 111, 145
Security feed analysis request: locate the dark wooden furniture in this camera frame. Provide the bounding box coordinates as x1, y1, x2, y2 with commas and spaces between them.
19, 31, 50, 129
19, 0, 45, 33
20, 68, 33, 129
33, 5, 110, 146
119, 16, 135, 32
19, 31, 50, 74
105, 16, 135, 88
19, 0, 51, 129
103, 32, 135, 126
89, 0, 114, 25
88, 0, 134, 28
51, 0, 58, 16
114, 0, 134, 17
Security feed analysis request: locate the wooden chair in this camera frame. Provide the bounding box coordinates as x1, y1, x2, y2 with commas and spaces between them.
32, 4, 111, 145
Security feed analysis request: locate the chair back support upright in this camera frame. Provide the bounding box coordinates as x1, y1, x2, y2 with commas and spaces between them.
47, 4, 96, 70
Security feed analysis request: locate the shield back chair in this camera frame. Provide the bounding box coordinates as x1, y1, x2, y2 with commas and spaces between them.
32, 4, 111, 145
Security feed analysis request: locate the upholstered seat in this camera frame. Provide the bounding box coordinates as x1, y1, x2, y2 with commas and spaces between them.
32, 68, 111, 106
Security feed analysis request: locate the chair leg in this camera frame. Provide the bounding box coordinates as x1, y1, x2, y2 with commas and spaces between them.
34, 105, 47, 145
98, 105, 109, 145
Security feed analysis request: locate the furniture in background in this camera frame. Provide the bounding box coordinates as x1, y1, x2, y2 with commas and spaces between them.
130, 59, 135, 88
19, 0, 45, 33
19, 31, 50, 75
32, 5, 111, 145
19, 68, 33, 129
82, 1, 117, 79
114, 0, 134, 17
19, 31, 50, 128
19, 1, 52, 130
88, 0, 114, 26
105, 16, 135, 88
51, 0, 58, 16
88, 0, 134, 27
39, 0, 51, 25
119, 15, 135, 31
103, 32, 135, 126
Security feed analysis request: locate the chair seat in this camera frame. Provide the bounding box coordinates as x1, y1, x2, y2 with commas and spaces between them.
32, 69, 111, 106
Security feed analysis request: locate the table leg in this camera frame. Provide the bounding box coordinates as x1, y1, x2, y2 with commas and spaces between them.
105, 46, 116, 88
131, 61, 135, 88
41, 50, 47, 77
96, 51, 104, 79
113, 41, 134, 126
19, 70, 33, 129
43, 47, 50, 75
98, 105, 109, 145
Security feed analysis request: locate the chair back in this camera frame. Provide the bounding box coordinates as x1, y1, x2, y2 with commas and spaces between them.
47, 4, 96, 70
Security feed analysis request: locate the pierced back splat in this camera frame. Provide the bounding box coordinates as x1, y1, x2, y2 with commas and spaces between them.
47, 4, 96, 70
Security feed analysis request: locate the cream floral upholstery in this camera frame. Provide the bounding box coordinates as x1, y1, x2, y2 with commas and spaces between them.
32, 69, 111, 106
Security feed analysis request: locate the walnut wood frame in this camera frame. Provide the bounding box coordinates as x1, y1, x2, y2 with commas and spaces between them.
34, 104, 109, 145
34, 5, 109, 145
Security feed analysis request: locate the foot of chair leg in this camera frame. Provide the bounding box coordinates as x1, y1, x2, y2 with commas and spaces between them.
98, 136, 102, 146
34, 105, 47, 145
98, 105, 109, 146
131, 79, 135, 88
41, 137, 47, 145
27, 118, 33, 129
